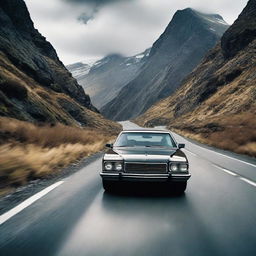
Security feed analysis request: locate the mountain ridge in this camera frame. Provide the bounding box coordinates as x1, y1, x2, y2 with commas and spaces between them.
0, 0, 120, 132
67, 48, 150, 109
102, 8, 229, 120
136, 0, 256, 157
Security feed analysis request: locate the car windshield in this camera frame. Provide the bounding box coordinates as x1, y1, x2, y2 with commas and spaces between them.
114, 132, 177, 148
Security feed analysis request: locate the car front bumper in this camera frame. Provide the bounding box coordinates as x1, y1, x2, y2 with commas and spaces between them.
100, 172, 191, 182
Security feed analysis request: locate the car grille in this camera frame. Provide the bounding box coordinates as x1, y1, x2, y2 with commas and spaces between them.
125, 163, 167, 174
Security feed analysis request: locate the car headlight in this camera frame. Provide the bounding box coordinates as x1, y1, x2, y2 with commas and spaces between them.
169, 163, 188, 172
104, 162, 113, 171
170, 163, 178, 172
114, 162, 122, 171
179, 163, 188, 172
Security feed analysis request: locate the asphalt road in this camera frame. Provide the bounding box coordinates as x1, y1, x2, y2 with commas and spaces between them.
1, 121, 256, 256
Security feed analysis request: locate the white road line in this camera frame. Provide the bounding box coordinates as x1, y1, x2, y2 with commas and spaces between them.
204, 149, 256, 168
183, 149, 197, 157
239, 177, 256, 187
213, 165, 238, 176
213, 164, 256, 188
171, 131, 256, 168
0, 181, 64, 225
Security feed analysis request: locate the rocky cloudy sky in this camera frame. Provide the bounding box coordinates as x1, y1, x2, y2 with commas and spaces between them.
25, 0, 248, 65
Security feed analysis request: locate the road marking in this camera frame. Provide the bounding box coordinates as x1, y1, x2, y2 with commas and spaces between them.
213, 164, 238, 176
205, 150, 256, 168
183, 149, 197, 157
213, 164, 256, 188
239, 177, 256, 187
0, 181, 64, 225
130, 123, 256, 187
171, 131, 256, 168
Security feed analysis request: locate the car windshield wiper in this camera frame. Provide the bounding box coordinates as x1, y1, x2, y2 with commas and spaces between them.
145, 145, 172, 148
116, 145, 134, 147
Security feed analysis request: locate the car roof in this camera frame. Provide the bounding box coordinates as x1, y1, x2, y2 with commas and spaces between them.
121, 129, 169, 133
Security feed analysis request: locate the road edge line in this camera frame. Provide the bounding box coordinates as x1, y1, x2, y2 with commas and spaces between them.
171, 131, 256, 168
0, 181, 64, 225
183, 149, 197, 157
239, 177, 256, 187
212, 164, 238, 177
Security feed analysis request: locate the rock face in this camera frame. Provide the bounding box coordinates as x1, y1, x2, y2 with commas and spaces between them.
0, 0, 120, 131
136, 0, 256, 156
221, 0, 256, 58
102, 8, 229, 120
67, 49, 150, 109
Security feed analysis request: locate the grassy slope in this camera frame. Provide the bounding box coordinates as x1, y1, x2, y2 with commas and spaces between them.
135, 40, 256, 157
0, 51, 121, 197
136, 1, 256, 157
0, 1, 122, 196
0, 117, 119, 196
0, 52, 121, 132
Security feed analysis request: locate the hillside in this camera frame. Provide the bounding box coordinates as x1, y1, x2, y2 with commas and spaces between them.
0, 0, 120, 132
102, 8, 229, 120
0, 0, 121, 195
67, 49, 150, 109
136, 0, 256, 157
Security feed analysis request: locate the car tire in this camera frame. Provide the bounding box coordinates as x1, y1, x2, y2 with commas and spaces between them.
169, 182, 187, 194
175, 182, 187, 194
102, 180, 116, 192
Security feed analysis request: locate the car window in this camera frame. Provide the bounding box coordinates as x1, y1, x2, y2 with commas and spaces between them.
114, 132, 176, 147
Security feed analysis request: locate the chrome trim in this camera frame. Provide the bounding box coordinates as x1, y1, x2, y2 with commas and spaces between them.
169, 156, 187, 162
104, 154, 123, 161
100, 172, 119, 176
100, 172, 168, 177
100, 172, 191, 178
171, 173, 191, 177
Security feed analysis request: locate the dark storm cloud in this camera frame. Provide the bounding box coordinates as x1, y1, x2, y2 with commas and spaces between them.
78, 12, 94, 24
64, 0, 131, 24
77, 7, 98, 24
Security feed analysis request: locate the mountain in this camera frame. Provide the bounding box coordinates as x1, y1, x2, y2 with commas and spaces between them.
67, 49, 150, 109
102, 8, 229, 120
66, 62, 91, 80
0, 0, 119, 131
136, 0, 256, 157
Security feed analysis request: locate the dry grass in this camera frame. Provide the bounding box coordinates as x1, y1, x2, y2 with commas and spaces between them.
0, 117, 115, 195
170, 113, 256, 157
0, 117, 109, 147
135, 39, 256, 159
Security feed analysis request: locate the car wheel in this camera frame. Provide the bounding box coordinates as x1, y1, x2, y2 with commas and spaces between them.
102, 180, 116, 192
175, 182, 187, 194
169, 182, 187, 194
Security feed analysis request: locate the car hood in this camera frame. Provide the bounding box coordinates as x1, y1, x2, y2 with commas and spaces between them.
104, 147, 181, 163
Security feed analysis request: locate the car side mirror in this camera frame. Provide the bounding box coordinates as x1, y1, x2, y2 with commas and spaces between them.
105, 143, 113, 148
178, 143, 185, 149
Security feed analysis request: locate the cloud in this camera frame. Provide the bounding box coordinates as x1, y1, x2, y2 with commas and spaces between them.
63, 0, 129, 25
78, 12, 94, 24
77, 8, 98, 24
63, 0, 130, 7
25, 0, 249, 64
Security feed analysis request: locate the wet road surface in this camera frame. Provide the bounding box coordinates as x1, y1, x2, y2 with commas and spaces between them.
0, 121, 256, 256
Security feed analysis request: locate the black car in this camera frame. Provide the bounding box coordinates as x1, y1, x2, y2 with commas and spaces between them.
100, 129, 191, 193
